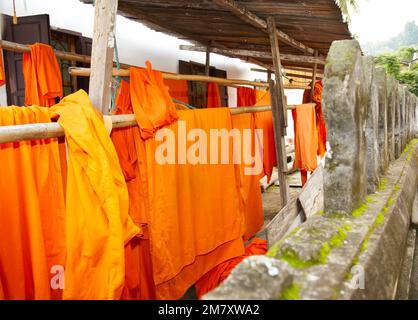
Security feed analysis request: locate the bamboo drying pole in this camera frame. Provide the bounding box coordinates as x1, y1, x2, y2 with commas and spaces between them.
0, 103, 314, 145
68, 67, 269, 88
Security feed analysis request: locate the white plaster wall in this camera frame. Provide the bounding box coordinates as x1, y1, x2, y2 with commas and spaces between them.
0, 0, 302, 137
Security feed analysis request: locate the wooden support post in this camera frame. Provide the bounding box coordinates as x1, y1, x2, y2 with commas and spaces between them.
269, 79, 290, 206
267, 16, 287, 129
310, 50, 319, 101
88, 0, 118, 114
267, 70, 272, 82
205, 44, 211, 76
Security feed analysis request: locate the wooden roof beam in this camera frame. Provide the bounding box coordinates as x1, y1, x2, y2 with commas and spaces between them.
211, 0, 315, 55
180, 45, 325, 65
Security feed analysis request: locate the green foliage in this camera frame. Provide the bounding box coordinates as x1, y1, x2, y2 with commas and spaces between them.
335, 0, 358, 23
375, 46, 418, 96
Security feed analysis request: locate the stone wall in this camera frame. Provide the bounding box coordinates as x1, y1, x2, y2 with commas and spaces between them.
203, 40, 418, 300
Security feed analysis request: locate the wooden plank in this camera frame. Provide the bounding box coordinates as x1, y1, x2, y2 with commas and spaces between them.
88, 0, 118, 114
205, 44, 211, 76
179, 44, 326, 65
211, 0, 314, 55
297, 166, 324, 219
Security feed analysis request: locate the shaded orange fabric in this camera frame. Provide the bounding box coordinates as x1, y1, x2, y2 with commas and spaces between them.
292, 103, 318, 173
130, 61, 178, 140
50, 90, 141, 299
22, 43, 62, 107
237, 87, 256, 107
0, 49, 5, 86
0, 105, 66, 300
111, 80, 156, 300
303, 80, 326, 158
145, 108, 245, 299
254, 90, 277, 182
164, 79, 189, 104
195, 238, 267, 298
207, 82, 221, 108
231, 113, 264, 241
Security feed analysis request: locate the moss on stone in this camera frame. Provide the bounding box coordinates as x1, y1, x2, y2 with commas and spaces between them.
352, 202, 369, 218
377, 178, 388, 192
280, 283, 301, 300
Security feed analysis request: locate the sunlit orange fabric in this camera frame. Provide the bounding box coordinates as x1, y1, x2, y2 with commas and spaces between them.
231, 113, 264, 241
195, 238, 267, 298
237, 87, 256, 107
145, 108, 245, 299
207, 82, 221, 108
22, 43, 62, 107
0, 105, 66, 300
50, 90, 141, 300
130, 61, 178, 140
111, 80, 157, 300
303, 80, 326, 158
164, 79, 189, 104
254, 90, 277, 182
0, 49, 5, 86
292, 103, 318, 172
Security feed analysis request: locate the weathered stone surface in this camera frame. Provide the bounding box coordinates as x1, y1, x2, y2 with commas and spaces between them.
395, 228, 416, 299
363, 56, 380, 192
376, 68, 389, 173
386, 76, 397, 161
203, 256, 293, 300
204, 141, 418, 300
395, 86, 405, 158
322, 40, 367, 215
400, 86, 408, 150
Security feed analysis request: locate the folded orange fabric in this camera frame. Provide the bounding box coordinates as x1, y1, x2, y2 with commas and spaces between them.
237, 87, 256, 107
303, 80, 327, 158
0, 105, 66, 299
111, 80, 156, 300
207, 82, 221, 108
22, 43, 62, 107
292, 103, 318, 172
195, 238, 267, 298
145, 108, 245, 299
50, 90, 141, 299
0, 49, 5, 86
231, 113, 264, 241
254, 90, 277, 182
130, 61, 178, 140
164, 79, 189, 105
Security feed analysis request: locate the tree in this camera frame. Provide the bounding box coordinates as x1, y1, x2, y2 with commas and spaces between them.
375, 46, 418, 96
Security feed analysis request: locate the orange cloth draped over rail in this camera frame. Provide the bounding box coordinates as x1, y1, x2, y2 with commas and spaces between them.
50, 90, 141, 300
237, 87, 256, 107
292, 103, 318, 173
0, 105, 66, 299
0, 49, 5, 86
254, 90, 277, 182
111, 80, 156, 300
231, 113, 264, 241
22, 43, 62, 107
303, 80, 326, 158
164, 79, 189, 105
129, 61, 178, 140
207, 82, 221, 108
195, 238, 267, 298
145, 108, 245, 299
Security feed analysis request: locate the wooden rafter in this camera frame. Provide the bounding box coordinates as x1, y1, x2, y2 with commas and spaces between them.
211, 0, 315, 55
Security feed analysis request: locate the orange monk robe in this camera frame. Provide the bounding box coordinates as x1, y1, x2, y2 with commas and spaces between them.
0, 49, 5, 86
130, 61, 178, 140
254, 90, 277, 182
0, 105, 66, 300
292, 104, 318, 177
164, 79, 189, 105
237, 87, 256, 107
207, 82, 221, 108
145, 108, 245, 299
231, 113, 264, 241
195, 238, 267, 298
22, 43, 62, 107
111, 80, 156, 300
303, 80, 326, 158
50, 90, 141, 300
